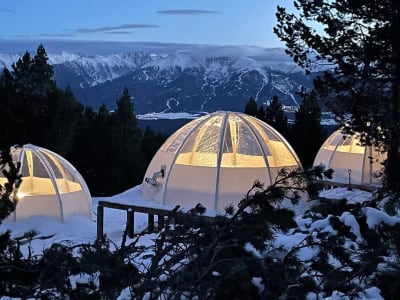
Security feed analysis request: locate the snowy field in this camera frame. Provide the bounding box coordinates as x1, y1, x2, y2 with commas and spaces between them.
2, 185, 151, 252
0, 185, 390, 299
3, 185, 374, 252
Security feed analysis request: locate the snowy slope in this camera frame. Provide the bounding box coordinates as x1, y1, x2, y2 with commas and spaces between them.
0, 40, 318, 113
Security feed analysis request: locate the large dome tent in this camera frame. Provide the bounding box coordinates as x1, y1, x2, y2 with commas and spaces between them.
313, 129, 386, 187
0, 144, 92, 222
141, 111, 302, 211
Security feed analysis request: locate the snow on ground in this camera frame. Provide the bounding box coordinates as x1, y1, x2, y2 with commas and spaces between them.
2, 185, 153, 255
137, 112, 205, 120
319, 187, 373, 203
1, 185, 385, 299
1, 185, 374, 258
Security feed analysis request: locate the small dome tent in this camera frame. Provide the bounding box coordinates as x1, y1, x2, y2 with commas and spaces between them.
313, 129, 386, 187
141, 111, 301, 211
0, 144, 92, 222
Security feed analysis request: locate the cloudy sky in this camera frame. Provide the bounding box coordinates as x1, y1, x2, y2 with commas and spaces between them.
0, 0, 295, 48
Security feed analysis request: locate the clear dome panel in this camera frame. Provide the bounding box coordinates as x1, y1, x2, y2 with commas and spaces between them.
19, 151, 56, 196
26, 150, 49, 178
40, 150, 74, 181
40, 151, 64, 178
248, 117, 297, 167
39, 150, 83, 193
322, 131, 346, 150
19, 155, 30, 176
336, 135, 365, 154
161, 115, 209, 153
175, 115, 224, 166
220, 114, 266, 167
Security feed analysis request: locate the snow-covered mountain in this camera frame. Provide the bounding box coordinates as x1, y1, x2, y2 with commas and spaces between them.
0, 40, 318, 114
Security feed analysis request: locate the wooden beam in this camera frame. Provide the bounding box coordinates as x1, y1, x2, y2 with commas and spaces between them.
96, 200, 218, 240
158, 215, 165, 230
96, 204, 104, 240
127, 209, 134, 238
316, 180, 379, 192
148, 214, 154, 232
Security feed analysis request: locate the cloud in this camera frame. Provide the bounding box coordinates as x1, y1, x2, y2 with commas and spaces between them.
104, 31, 132, 35
39, 33, 76, 38
0, 8, 15, 13
77, 24, 159, 34
157, 9, 219, 15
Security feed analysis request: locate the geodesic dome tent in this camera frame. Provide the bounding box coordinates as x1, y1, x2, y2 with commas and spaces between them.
1, 144, 92, 222
313, 129, 386, 187
141, 111, 301, 211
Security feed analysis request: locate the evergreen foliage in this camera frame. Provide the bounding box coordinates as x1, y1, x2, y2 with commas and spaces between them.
0, 148, 22, 223
290, 90, 327, 168
11, 44, 54, 97
142, 126, 167, 167
243, 95, 290, 140
67, 95, 145, 196
0, 45, 166, 196
274, 0, 400, 194
0, 46, 83, 155
264, 95, 290, 138
244, 96, 258, 117
110, 87, 146, 194
243, 93, 326, 167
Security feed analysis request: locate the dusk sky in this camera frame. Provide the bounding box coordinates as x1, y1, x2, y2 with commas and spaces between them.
0, 0, 295, 48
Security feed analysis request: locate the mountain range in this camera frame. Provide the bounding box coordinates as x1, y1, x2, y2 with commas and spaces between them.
0, 40, 319, 114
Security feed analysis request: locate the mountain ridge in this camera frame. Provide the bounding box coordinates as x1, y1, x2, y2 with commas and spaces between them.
0, 40, 317, 114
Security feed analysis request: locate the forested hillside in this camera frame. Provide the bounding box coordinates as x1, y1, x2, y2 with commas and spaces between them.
0, 44, 166, 196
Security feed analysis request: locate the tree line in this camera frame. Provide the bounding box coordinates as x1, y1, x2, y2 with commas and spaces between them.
0, 44, 166, 196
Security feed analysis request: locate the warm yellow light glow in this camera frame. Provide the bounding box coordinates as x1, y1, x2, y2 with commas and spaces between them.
16, 191, 25, 199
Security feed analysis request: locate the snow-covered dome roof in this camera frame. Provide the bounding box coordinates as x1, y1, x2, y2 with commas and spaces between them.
313, 129, 386, 186
1, 144, 92, 222
141, 111, 301, 211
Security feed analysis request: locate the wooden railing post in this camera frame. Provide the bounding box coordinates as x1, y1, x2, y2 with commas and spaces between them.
97, 204, 104, 240
158, 215, 165, 230
127, 209, 134, 238
148, 214, 154, 232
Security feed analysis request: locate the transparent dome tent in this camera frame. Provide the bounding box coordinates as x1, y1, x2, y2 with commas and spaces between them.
313, 129, 386, 187
141, 111, 302, 211
0, 144, 92, 222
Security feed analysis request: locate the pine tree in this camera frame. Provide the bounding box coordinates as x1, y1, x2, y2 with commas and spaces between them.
256, 105, 266, 121
113, 88, 144, 191
1, 45, 76, 151
290, 90, 327, 168
244, 96, 267, 121
31, 44, 54, 96
11, 51, 32, 95
70, 89, 146, 196
116, 87, 137, 127
244, 96, 258, 117
45, 86, 83, 155
274, 0, 400, 193
265, 95, 290, 138
0, 149, 22, 223
0, 68, 14, 92
0, 69, 18, 147
142, 126, 167, 167
11, 44, 54, 97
